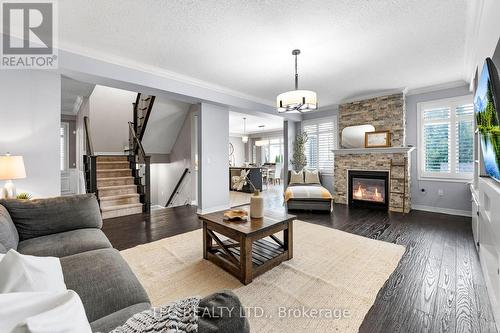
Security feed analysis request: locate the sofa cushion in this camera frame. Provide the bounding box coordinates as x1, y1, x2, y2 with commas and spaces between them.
0, 194, 102, 241
17, 229, 112, 257
0, 204, 18, 251
90, 302, 150, 333
60, 248, 150, 323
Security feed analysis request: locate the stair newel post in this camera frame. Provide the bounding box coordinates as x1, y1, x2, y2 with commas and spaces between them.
84, 155, 98, 196
133, 97, 139, 136
90, 156, 98, 196
144, 155, 151, 213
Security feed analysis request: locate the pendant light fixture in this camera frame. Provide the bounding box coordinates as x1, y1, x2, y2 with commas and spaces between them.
276, 49, 318, 113
241, 117, 248, 143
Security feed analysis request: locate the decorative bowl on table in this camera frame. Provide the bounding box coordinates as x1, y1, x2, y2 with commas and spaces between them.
223, 209, 248, 221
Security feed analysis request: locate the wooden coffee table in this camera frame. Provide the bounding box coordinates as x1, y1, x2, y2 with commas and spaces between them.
199, 207, 295, 285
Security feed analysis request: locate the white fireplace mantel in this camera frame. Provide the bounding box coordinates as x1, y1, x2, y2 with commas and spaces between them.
332, 147, 415, 155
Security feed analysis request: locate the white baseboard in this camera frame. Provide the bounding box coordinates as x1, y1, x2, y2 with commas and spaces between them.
151, 205, 164, 211
411, 204, 472, 217
197, 204, 230, 215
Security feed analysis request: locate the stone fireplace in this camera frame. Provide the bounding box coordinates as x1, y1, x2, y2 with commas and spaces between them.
333, 93, 414, 213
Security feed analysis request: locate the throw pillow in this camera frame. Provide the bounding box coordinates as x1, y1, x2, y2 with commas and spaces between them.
0, 249, 66, 293
304, 169, 321, 184
289, 170, 304, 184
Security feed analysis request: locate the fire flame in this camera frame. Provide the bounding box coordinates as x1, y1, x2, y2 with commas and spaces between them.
354, 185, 363, 198
353, 184, 384, 202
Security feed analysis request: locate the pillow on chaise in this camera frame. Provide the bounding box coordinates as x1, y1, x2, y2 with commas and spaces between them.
289, 170, 304, 184
304, 169, 321, 184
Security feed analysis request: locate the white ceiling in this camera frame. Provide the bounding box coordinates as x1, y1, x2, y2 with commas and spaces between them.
229, 111, 283, 135
61, 77, 94, 115
59, 0, 471, 107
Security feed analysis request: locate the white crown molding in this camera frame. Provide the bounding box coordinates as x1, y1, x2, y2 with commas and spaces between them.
59, 43, 275, 107
411, 204, 472, 217
406, 80, 470, 96
339, 88, 407, 104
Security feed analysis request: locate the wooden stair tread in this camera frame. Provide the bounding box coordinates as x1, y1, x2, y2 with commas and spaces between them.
98, 176, 134, 181
98, 184, 137, 190
101, 203, 142, 212
99, 193, 140, 200
96, 161, 129, 165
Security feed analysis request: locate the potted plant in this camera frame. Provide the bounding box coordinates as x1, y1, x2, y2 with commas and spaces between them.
291, 132, 308, 171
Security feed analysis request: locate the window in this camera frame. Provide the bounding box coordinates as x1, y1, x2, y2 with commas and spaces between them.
418, 96, 473, 180
259, 137, 284, 163
302, 117, 337, 173
60, 122, 69, 171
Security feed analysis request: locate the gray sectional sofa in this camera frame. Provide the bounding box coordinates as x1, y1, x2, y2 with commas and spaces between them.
0, 194, 249, 333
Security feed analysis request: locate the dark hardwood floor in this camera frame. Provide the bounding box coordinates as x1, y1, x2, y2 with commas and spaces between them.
102, 202, 497, 333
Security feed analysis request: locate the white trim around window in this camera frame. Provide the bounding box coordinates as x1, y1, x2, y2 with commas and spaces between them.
60, 122, 69, 171
417, 95, 474, 182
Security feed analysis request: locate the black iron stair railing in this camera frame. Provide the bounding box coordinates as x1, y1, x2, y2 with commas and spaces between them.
83, 116, 98, 196
128, 122, 151, 213
166, 168, 191, 207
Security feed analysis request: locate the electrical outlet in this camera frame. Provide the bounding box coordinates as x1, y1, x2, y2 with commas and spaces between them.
438, 189, 444, 196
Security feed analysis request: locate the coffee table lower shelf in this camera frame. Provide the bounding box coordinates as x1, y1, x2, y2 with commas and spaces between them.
206, 237, 290, 284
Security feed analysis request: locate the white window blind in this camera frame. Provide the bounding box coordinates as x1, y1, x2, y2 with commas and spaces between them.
418, 96, 473, 180
302, 118, 337, 173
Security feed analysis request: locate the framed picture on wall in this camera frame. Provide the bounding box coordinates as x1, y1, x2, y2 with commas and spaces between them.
365, 131, 391, 148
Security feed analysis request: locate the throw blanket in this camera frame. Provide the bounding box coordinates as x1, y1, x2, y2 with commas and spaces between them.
110, 297, 201, 333
284, 185, 332, 202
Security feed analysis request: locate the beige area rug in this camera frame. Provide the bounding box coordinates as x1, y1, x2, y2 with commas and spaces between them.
121, 221, 405, 333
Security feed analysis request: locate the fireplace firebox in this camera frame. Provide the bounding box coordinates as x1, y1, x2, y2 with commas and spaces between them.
348, 170, 389, 209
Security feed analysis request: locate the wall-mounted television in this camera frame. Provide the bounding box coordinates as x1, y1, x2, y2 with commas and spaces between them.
475, 58, 500, 182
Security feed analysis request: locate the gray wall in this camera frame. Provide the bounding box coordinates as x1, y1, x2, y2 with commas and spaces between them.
150, 109, 196, 206
494, 38, 500, 68
229, 136, 246, 166
406, 85, 473, 213
301, 107, 339, 121
197, 103, 230, 213
142, 98, 191, 154
0, 71, 61, 198
89, 85, 135, 153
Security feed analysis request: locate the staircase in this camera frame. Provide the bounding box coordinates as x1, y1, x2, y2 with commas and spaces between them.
96, 156, 143, 219
83, 93, 154, 219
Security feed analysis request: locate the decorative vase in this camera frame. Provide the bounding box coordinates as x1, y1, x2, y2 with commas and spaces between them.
250, 191, 264, 218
